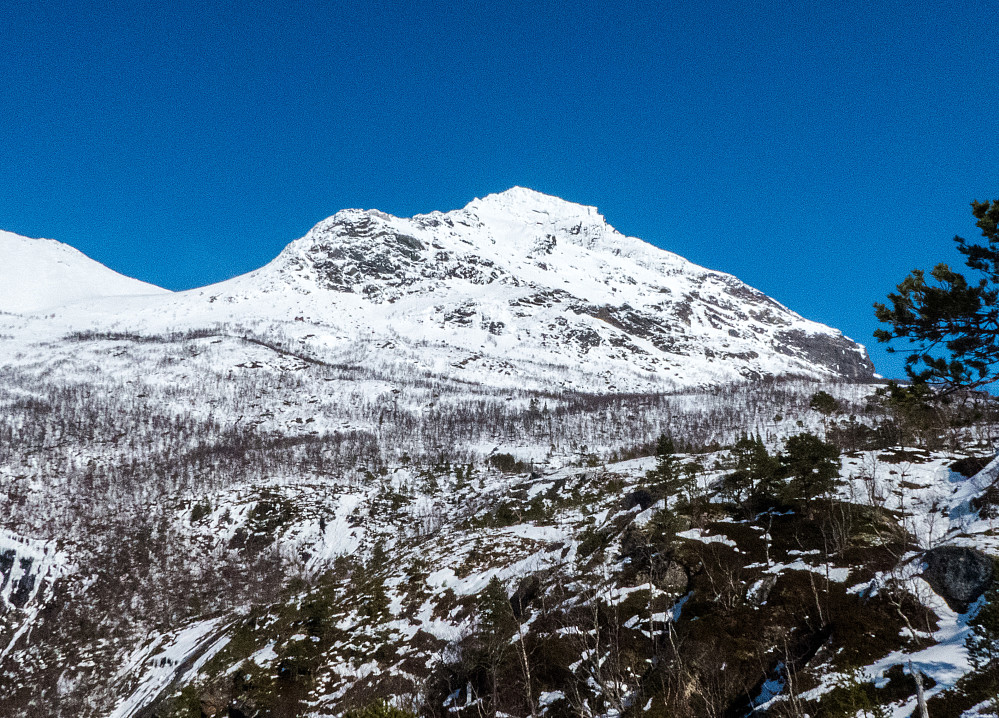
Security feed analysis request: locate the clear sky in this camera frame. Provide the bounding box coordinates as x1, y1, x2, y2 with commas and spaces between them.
3, 0, 997, 380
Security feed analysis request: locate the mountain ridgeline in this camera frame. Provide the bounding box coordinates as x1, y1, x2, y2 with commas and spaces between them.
1, 187, 872, 392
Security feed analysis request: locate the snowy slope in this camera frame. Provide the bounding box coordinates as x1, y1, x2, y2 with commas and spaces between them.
0, 230, 169, 313
21, 188, 873, 392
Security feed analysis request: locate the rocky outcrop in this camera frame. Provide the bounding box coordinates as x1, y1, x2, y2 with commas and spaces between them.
921, 546, 995, 613
773, 329, 875, 381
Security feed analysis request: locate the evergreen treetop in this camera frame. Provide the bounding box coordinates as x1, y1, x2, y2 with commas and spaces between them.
875, 199, 999, 392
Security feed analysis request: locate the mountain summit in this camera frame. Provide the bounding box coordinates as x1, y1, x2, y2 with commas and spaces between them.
165, 187, 874, 389
0, 230, 168, 313
1, 189, 874, 390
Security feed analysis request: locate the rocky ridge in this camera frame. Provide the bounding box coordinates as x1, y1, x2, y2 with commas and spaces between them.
2, 188, 873, 393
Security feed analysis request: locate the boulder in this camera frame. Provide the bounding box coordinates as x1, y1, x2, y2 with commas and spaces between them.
198, 689, 225, 717
510, 575, 541, 618
746, 575, 778, 606
921, 546, 994, 613
622, 488, 656, 511
658, 561, 689, 595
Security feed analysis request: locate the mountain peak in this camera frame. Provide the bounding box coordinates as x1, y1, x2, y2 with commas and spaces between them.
209, 190, 875, 387
462, 187, 605, 226
477, 186, 570, 206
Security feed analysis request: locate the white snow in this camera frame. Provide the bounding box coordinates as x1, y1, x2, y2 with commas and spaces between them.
0, 229, 168, 313
108, 618, 230, 718
675, 528, 738, 548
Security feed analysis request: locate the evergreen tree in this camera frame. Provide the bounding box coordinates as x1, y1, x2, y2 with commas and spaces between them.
875, 198, 999, 392
370, 539, 388, 570
809, 391, 839, 416
810, 390, 839, 439
826, 668, 890, 718
478, 576, 516, 646
475, 576, 517, 715
723, 435, 780, 506
647, 434, 691, 498
778, 433, 842, 505
873, 381, 943, 447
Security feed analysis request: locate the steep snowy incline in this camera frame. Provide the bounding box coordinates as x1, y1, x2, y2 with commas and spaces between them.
3, 189, 874, 391
135, 187, 872, 388
0, 230, 169, 313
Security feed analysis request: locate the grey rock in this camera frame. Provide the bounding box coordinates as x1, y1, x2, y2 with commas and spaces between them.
747, 575, 778, 606
623, 488, 656, 511
773, 329, 876, 381
0, 549, 13, 592
6, 557, 35, 609
658, 562, 689, 595
510, 574, 541, 618
921, 545, 995, 613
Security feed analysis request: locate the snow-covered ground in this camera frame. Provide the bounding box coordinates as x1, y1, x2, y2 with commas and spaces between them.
0, 229, 167, 314
3, 189, 995, 717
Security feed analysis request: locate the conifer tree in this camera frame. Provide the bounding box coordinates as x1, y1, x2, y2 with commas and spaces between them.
476, 576, 517, 715
478, 576, 516, 644
875, 199, 999, 391
809, 391, 839, 416
810, 390, 839, 439
647, 434, 691, 498
779, 433, 841, 506
723, 435, 782, 508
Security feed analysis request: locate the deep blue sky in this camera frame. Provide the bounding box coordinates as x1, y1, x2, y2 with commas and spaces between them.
3, 1, 997, 380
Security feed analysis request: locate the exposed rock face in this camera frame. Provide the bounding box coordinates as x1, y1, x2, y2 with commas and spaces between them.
623, 488, 657, 511
773, 329, 876, 380
8, 560, 34, 609
921, 546, 995, 613
747, 575, 778, 606
511, 574, 541, 618
950, 455, 994, 478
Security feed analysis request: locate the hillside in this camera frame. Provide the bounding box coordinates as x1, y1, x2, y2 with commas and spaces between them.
2, 357, 999, 717
1, 192, 998, 718
0, 230, 168, 313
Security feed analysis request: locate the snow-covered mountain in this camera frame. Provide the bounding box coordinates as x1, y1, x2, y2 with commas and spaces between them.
3, 191, 999, 718
4, 188, 873, 391
0, 230, 168, 313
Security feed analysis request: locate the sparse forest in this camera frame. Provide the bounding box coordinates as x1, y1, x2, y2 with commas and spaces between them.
2, 320, 999, 717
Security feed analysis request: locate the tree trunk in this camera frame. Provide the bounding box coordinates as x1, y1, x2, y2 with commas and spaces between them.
910, 662, 930, 718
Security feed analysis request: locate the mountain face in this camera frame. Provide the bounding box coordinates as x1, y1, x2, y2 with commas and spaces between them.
244, 187, 874, 386
0, 230, 168, 314
13, 187, 872, 392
